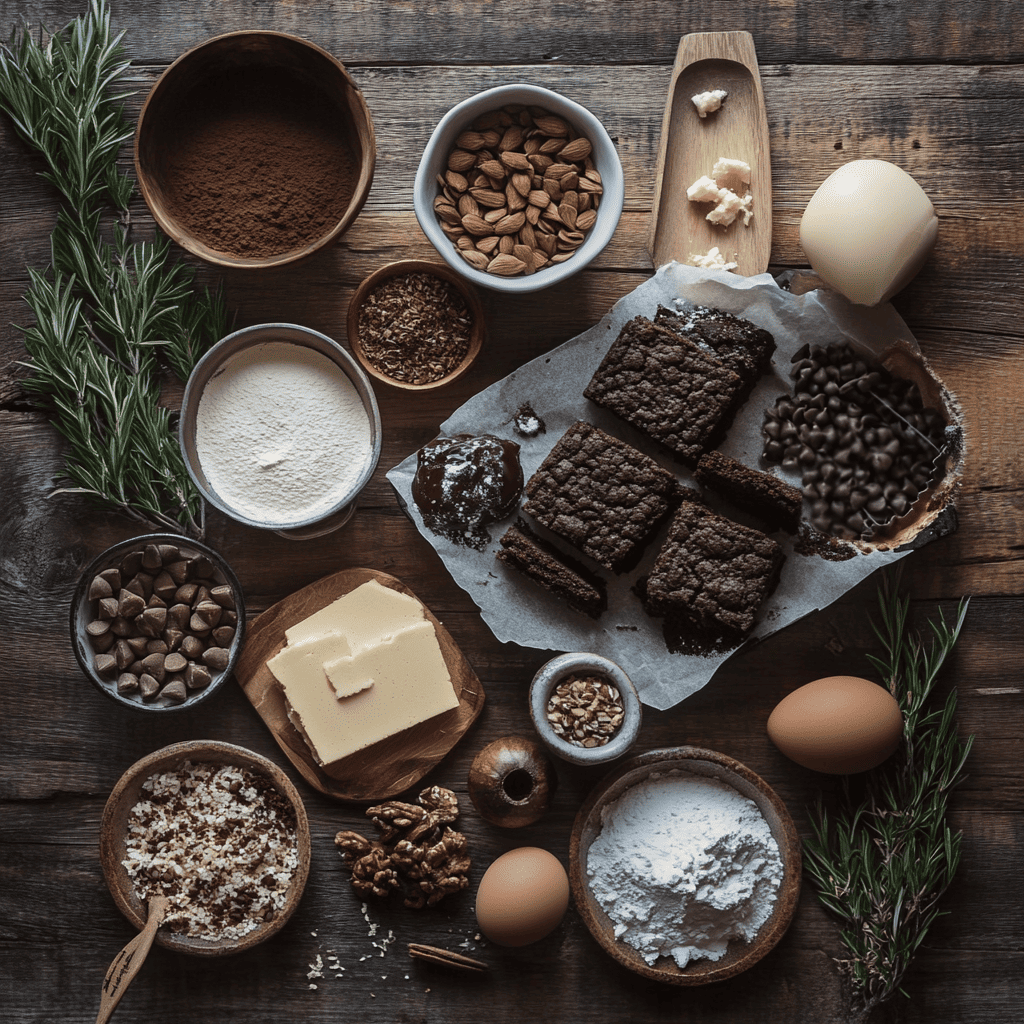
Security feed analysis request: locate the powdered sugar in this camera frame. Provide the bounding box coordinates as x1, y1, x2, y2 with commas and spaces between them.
586, 771, 783, 968
195, 341, 371, 525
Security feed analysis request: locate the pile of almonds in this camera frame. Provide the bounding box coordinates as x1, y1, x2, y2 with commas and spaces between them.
83, 541, 239, 706
433, 104, 604, 277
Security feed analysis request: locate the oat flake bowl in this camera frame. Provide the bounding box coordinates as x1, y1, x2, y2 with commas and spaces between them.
414, 84, 624, 294
135, 31, 375, 269
100, 740, 311, 956
569, 747, 801, 985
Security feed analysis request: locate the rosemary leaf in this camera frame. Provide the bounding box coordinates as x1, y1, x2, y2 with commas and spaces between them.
804, 571, 973, 1015
0, 0, 228, 536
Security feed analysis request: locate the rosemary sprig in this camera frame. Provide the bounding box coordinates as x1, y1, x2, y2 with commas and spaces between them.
0, 0, 227, 536
803, 572, 973, 1015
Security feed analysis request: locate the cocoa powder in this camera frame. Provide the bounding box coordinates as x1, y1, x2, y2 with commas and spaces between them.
160, 67, 359, 258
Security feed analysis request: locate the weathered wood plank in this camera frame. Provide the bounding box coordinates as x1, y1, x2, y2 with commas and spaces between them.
4, 0, 1022, 66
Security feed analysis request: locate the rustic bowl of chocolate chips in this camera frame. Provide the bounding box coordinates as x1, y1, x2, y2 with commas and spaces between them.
71, 534, 245, 712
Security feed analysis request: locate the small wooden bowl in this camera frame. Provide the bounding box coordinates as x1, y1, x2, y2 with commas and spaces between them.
347, 260, 485, 391
135, 31, 375, 268
569, 747, 801, 984
100, 741, 311, 956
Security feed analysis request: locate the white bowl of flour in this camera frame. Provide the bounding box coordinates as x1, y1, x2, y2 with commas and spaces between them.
180, 324, 381, 538
569, 747, 802, 985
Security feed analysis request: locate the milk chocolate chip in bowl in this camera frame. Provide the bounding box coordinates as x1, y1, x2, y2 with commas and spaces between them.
71, 534, 245, 711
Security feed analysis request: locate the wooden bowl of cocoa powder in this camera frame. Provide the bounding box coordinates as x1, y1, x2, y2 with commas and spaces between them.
135, 31, 375, 268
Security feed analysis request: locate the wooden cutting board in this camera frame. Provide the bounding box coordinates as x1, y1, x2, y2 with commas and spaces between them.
649, 31, 772, 275
235, 568, 485, 802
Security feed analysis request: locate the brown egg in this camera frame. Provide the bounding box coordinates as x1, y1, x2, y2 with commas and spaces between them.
767, 675, 904, 774
475, 847, 569, 947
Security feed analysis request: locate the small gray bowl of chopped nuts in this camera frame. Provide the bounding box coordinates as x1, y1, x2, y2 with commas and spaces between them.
529, 653, 641, 766
71, 533, 245, 712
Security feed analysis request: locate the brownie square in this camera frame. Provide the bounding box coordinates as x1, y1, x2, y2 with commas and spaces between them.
497, 519, 607, 618
583, 315, 744, 465
522, 420, 678, 573
654, 304, 776, 388
643, 496, 785, 638
694, 450, 803, 534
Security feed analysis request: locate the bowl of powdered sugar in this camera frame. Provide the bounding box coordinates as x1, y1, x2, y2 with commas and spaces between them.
180, 323, 381, 539
569, 747, 801, 984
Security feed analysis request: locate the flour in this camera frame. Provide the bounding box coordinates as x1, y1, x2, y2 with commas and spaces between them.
586, 771, 783, 968
195, 342, 372, 525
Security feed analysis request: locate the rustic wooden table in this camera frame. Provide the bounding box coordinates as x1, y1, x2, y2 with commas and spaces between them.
1, 2, 1021, 1023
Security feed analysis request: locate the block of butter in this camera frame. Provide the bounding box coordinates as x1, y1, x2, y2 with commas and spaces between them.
800, 159, 938, 306
268, 579, 459, 764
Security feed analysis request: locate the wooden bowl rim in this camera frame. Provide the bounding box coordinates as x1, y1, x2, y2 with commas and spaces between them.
346, 259, 486, 391
99, 740, 311, 956
568, 746, 802, 985
133, 29, 376, 269
69, 532, 246, 713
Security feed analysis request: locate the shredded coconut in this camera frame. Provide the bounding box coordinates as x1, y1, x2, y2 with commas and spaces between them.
121, 761, 299, 941
586, 771, 783, 968
195, 341, 372, 525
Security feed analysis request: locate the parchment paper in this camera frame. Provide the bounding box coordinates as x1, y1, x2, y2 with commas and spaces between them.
387, 262, 961, 710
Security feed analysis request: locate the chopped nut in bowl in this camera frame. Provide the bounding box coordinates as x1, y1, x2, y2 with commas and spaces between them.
70, 533, 245, 712
100, 740, 311, 956
347, 260, 485, 390
529, 652, 641, 766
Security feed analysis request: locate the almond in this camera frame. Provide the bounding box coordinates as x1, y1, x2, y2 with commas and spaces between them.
498, 125, 525, 151
461, 214, 493, 236
470, 187, 507, 209
544, 162, 576, 181
459, 249, 490, 271
478, 159, 506, 180
534, 114, 570, 136
538, 137, 566, 155
558, 201, 578, 229
483, 206, 508, 224
487, 253, 527, 276
445, 170, 469, 193
506, 183, 527, 211
527, 189, 551, 208
455, 130, 488, 150
498, 234, 516, 255
499, 150, 532, 172
575, 208, 597, 231
558, 136, 592, 162
475, 235, 500, 254
458, 193, 480, 218
510, 171, 533, 197
495, 211, 526, 235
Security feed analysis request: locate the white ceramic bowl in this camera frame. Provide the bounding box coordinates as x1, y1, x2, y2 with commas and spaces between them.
414, 84, 624, 294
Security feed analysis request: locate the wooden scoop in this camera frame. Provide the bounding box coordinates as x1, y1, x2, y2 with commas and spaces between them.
649, 31, 772, 275
95, 894, 168, 1024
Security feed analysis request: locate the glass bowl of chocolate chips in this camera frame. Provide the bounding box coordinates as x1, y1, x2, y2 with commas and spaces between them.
71, 533, 245, 712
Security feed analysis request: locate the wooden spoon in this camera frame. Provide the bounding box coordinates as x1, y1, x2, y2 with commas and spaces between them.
95, 894, 168, 1024
649, 31, 772, 275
